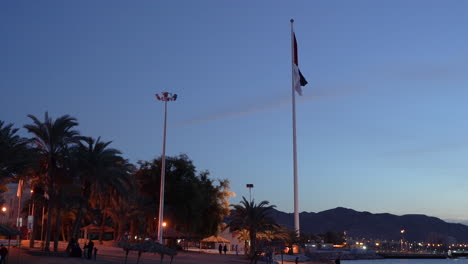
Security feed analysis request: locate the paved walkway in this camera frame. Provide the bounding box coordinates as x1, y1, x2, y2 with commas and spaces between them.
1, 241, 327, 264
5, 244, 253, 264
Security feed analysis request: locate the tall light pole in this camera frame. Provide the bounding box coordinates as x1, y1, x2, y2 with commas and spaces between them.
246, 184, 254, 203
155, 92, 177, 244
400, 229, 405, 251
1, 206, 6, 224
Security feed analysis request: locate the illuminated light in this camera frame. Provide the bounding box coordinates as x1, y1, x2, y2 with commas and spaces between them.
30, 190, 33, 193
355, 242, 359, 245
1, 207, 6, 212
375, 243, 380, 246
134, 236, 137, 239
162, 222, 167, 227
363, 246, 367, 250
400, 229, 405, 234
360, 242, 364, 246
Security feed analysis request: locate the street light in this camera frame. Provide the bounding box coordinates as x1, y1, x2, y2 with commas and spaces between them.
155, 92, 177, 245
1, 206, 6, 224
400, 229, 406, 251
246, 184, 254, 203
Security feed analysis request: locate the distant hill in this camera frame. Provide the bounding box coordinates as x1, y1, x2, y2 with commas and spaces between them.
269, 207, 468, 243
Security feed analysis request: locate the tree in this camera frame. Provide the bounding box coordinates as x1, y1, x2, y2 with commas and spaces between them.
70, 136, 132, 243
24, 112, 81, 252
134, 154, 232, 238
229, 197, 278, 258
0, 121, 34, 179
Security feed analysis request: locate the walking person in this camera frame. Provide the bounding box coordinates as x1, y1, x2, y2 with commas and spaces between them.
87, 240, 94, 259
218, 244, 223, 254
0, 244, 8, 264
223, 244, 227, 254
83, 243, 88, 258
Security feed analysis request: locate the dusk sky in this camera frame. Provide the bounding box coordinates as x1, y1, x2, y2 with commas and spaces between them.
3, 1, 468, 223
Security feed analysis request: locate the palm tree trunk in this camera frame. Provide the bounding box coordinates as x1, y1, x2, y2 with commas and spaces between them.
71, 208, 83, 240
249, 231, 256, 259
44, 197, 53, 251
53, 206, 62, 252
61, 221, 66, 241
29, 202, 37, 248
98, 211, 106, 244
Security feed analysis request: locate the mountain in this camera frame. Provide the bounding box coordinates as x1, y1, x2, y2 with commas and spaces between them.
270, 207, 468, 243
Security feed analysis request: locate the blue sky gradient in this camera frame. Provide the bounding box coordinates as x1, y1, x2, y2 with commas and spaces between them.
2, 1, 468, 223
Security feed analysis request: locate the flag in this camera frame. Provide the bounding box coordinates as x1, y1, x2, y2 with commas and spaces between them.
292, 33, 308, 95
17, 179, 23, 197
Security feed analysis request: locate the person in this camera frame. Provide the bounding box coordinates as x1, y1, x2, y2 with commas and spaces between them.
223, 244, 227, 254
0, 244, 8, 264
235, 245, 238, 256
218, 244, 222, 254
335, 258, 341, 264
83, 242, 88, 258
87, 240, 94, 259
93, 247, 98, 260
295, 256, 299, 264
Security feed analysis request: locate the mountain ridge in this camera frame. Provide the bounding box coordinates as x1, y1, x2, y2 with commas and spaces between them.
269, 207, 468, 243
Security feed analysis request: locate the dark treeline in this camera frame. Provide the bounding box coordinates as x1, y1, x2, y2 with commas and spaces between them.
0, 112, 232, 252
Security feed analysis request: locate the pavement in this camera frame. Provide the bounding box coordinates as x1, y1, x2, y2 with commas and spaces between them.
0, 240, 326, 264
2, 241, 253, 264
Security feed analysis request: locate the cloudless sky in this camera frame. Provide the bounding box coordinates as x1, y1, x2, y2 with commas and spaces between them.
3, 0, 468, 224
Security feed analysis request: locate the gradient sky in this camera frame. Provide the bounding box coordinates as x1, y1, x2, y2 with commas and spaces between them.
2, 1, 468, 223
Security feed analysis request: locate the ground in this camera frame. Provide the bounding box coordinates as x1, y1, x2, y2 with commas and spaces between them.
1, 240, 327, 264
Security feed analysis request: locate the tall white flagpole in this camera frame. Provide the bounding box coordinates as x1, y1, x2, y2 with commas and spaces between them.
290, 19, 300, 235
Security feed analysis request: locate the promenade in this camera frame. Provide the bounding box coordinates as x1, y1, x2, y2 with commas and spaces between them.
1, 241, 327, 264
3, 241, 253, 264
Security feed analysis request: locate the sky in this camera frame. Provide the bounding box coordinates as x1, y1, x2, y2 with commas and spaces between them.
2, 0, 468, 224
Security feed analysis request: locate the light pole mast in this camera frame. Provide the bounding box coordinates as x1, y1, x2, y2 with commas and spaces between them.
246, 184, 254, 203
155, 92, 177, 244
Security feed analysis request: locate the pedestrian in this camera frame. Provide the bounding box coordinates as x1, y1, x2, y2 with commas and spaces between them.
94, 247, 98, 260
295, 256, 299, 264
218, 244, 222, 254
83, 242, 88, 258
87, 240, 94, 259
0, 244, 7, 264
223, 244, 227, 254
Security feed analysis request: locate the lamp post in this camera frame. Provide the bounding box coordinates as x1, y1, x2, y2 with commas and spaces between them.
155, 92, 177, 244
246, 184, 254, 203
1, 206, 6, 224
400, 229, 405, 251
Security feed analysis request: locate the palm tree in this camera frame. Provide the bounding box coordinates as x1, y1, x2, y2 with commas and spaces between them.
24, 112, 80, 252
0, 121, 33, 179
70, 136, 129, 241
75, 137, 132, 244
229, 197, 278, 258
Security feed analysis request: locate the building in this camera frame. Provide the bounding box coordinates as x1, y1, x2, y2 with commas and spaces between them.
2, 183, 32, 228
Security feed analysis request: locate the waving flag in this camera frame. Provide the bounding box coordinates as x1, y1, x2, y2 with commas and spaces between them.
292, 33, 308, 95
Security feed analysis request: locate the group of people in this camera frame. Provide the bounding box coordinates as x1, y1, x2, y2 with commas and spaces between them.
67, 238, 97, 259
83, 240, 97, 260
218, 244, 228, 254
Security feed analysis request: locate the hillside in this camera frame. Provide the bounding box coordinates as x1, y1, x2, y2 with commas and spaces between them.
270, 207, 468, 243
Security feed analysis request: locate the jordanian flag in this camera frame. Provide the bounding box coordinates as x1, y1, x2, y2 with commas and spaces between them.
292, 33, 308, 95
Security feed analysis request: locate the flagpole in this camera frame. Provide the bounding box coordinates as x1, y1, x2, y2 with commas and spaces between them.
290, 18, 300, 235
